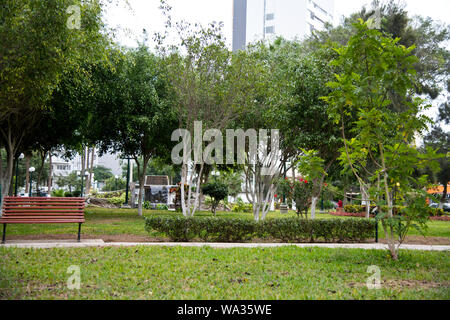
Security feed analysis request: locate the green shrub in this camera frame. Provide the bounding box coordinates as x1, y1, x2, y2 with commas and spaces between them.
427, 207, 445, 217
106, 193, 126, 206
156, 204, 169, 210
64, 192, 73, 197
344, 205, 365, 213
51, 189, 65, 197
231, 198, 253, 213
143, 201, 152, 210
72, 191, 82, 197
145, 216, 376, 243
201, 181, 228, 215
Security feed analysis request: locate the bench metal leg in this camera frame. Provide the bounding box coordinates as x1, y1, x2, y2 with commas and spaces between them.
77, 223, 82, 242
2, 224, 6, 244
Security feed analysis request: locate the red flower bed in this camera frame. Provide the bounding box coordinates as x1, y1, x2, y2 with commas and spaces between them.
330, 211, 375, 218
430, 216, 450, 221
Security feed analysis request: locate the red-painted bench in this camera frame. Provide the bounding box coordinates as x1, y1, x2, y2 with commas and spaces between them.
1, 197, 85, 244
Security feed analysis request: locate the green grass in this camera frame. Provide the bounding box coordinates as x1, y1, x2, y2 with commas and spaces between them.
3, 207, 449, 240
0, 246, 448, 299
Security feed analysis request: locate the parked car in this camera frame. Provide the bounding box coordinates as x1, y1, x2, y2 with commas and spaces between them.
430, 202, 450, 212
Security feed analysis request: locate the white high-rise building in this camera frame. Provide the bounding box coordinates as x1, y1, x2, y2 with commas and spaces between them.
233, 0, 334, 51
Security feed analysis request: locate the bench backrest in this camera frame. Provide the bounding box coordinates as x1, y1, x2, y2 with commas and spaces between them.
1, 197, 85, 224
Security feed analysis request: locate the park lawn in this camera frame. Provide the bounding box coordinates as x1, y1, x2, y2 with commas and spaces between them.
3, 207, 449, 240
0, 245, 448, 300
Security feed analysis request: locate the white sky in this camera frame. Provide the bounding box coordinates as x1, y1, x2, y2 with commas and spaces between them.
103, 0, 449, 128
104, 0, 450, 48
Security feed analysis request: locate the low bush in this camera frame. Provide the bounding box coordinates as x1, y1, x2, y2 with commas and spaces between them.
51, 189, 65, 197
231, 198, 253, 213
156, 204, 169, 210
145, 216, 376, 243
106, 193, 126, 206
344, 205, 364, 213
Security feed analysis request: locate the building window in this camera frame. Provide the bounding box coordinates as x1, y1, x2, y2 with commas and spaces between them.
266, 13, 274, 21
56, 164, 71, 171
265, 26, 275, 34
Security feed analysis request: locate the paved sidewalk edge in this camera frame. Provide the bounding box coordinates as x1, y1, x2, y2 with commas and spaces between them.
1, 241, 449, 251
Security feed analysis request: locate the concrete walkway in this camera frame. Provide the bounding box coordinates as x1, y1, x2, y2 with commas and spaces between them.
1, 240, 450, 251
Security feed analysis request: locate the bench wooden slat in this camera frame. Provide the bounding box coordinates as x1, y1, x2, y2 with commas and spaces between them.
1, 197, 85, 243
1, 220, 85, 224
4, 207, 84, 210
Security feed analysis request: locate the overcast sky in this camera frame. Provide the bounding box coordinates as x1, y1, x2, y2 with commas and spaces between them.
104, 0, 450, 48
103, 0, 449, 128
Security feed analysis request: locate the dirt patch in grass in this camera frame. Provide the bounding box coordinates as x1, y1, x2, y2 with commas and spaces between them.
349, 279, 450, 290
379, 236, 450, 245
6, 234, 169, 243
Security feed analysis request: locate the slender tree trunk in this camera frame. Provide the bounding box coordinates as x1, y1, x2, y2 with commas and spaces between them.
36, 151, 45, 195
136, 156, 150, 217
440, 182, 447, 209
310, 197, 318, 219
85, 147, 90, 194
1, 148, 14, 200
25, 154, 30, 194
81, 148, 86, 196
48, 153, 52, 194
89, 148, 94, 191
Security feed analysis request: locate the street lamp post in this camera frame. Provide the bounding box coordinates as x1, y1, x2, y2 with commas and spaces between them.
79, 171, 89, 198
15, 153, 24, 197
29, 167, 35, 197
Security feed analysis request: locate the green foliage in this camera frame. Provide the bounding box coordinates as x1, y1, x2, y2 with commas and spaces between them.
156, 204, 169, 211
105, 193, 126, 207
344, 205, 364, 213
201, 181, 228, 215
322, 20, 440, 259
93, 166, 114, 182
145, 216, 376, 243
102, 177, 126, 192
231, 198, 253, 213
51, 189, 65, 197
278, 178, 314, 218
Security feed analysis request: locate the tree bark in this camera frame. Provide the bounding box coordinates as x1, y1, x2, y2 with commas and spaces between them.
440, 182, 448, 209
25, 154, 30, 194
310, 196, 318, 219
48, 152, 52, 194
85, 147, 90, 194
89, 148, 94, 190
81, 148, 86, 196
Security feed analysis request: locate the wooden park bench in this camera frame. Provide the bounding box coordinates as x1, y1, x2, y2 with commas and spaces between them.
1, 197, 85, 244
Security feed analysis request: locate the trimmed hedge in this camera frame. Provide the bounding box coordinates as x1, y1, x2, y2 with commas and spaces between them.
145, 216, 376, 243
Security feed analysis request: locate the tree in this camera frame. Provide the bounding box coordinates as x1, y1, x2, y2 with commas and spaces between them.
323, 21, 439, 260
102, 176, 126, 192
254, 39, 342, 219
90, 46, 177, 216
307, 0, 450, 102
163, 19, 245, 218
93, 165, 114, 182
278, 177, 313, 219
201, 181, 228, 216
0, 0, 108, 200
423, 127, 450, 208
55, 171, 82, 193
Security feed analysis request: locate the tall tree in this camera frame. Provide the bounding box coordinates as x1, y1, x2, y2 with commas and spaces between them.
0, 0, 108, 199
323, 21, 439, 260
90, 46, 177, 216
